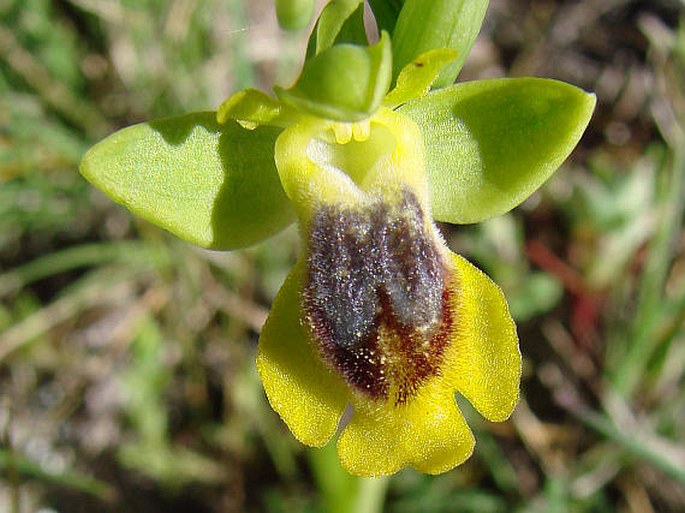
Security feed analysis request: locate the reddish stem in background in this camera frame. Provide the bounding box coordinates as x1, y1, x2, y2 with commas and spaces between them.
526, 240, 601, 351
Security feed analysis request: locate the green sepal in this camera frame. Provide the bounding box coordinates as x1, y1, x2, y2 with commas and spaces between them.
276, 32, 392, 122
275, 0, 315, 31
384, 48, 458, 107
392, 0, 489, 87
398, 78, 596, 224
80, 112, 294, 250
306, 0, 367, 60
367, 0, 405, 34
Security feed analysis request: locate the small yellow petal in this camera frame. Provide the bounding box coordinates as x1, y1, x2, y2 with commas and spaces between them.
256, 260, 348, 446
443, 253, 521, 422
337, 378, 475, 477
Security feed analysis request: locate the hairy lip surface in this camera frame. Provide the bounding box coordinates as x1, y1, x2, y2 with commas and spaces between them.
303, 190, 454, 404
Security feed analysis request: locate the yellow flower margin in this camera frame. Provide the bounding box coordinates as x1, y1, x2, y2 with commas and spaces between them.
254, 106, 521, 477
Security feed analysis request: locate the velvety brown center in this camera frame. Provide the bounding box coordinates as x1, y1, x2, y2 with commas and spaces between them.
303, 190, 454, 404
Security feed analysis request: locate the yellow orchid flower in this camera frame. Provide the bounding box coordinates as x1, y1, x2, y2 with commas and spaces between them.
230, 103, 521, 476
80, 1, 595, 479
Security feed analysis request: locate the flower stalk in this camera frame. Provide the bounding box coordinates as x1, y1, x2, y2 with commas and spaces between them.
309, 444, 389, 513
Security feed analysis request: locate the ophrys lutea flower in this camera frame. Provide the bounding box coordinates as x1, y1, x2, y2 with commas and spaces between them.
253, 106, 521, 476
79, 0, 596, 478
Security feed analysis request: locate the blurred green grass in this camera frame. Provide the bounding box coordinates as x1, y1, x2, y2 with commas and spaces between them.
1, 0, 685, 512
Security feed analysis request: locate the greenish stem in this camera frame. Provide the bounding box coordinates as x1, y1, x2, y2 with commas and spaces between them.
309, 444, 390, 513
353, 475, 390, 513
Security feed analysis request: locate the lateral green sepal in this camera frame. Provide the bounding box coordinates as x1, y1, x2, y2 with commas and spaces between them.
398, 78, 596, 223
80, 111, 294, 250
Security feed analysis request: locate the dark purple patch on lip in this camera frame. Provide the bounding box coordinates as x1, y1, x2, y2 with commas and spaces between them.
303, 190, 455, 403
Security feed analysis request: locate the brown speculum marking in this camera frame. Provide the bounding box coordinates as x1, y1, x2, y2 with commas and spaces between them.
303, 190, 454, 405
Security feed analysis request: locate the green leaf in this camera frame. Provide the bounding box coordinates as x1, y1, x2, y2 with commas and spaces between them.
399, 78, 596, 223
392, 0, 489, 87
384, 48, 458, 107
80, 111, 294, 250
275, 0, 316, 31
276, 32, 392, 122
306, 0, 367, 60
367, 0, 405, 34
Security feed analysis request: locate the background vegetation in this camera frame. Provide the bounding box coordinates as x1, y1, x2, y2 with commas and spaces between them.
1, 0, 684, 511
